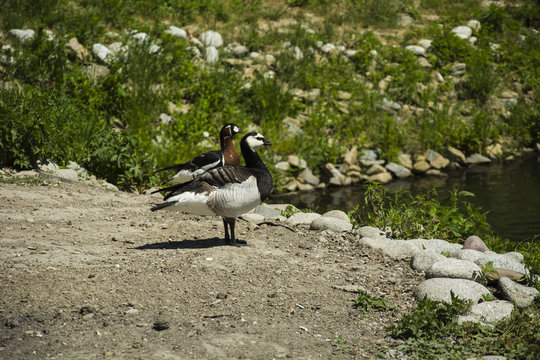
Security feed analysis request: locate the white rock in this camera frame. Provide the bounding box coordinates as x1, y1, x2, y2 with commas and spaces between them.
407, 239, 463, 254
426, 258, 483, 281
252, 204, 281, 218
249, 52, 261, 59
452, 26, 473, 40
474, 252, 526, 274
504, 252, 524, 264
385, 162, 411, 179
9, 29, 36, 42
291, 46, 303, 60
411, 249, 447, 272
132, 32, 149, 42
465, 153, 491, 165
275, 161, 290, 172
356, 226, 386, 240
449, 249, 486, 263
165, 26, 187, 39
467, 20, 481, 31
322, 210, 349, 222
55, 169, 79, 182
382, 240, 419, 260
310, 217, 352, 232
382, 98, 401, 110
416, 278, 491, 304
499, 277, 539, 308
458, 300, 513, 325
205, 46, 219, 64
418, 39, 432, 49
321, 43, 336, 53
358, 237, 392, 251
344, 50, 358, 57
405, 45, 426, 56
200, 31, 223, 48
287, 212, 321, 226
240, 213, 265, 225
92, 43, 115, 63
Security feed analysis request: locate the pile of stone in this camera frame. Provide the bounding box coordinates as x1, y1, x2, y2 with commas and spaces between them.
1, 160, 118, 191
244, 204, 538, 327
357, 229, 538, 325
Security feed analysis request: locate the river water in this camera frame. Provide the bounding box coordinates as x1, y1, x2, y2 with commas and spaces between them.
270, 154, 540, 242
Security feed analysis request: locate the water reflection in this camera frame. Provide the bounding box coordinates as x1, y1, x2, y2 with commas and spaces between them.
270, 155, 540, 242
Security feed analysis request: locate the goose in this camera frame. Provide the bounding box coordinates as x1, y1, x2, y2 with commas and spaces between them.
155, 123, 243, 184
151, 132, 273, 246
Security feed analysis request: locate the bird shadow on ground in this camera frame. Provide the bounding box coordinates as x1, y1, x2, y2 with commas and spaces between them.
133, 237, 247, 250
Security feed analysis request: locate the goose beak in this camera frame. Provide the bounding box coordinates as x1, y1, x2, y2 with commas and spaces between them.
263, 138, 272, 146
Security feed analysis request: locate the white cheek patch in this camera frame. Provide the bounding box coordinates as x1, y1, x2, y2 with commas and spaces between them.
233, 126, 240, 133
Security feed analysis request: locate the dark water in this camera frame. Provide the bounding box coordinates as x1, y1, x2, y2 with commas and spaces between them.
270, 155, 540, 242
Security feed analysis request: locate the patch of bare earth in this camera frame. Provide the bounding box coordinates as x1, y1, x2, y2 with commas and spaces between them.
0, 180, 422, 359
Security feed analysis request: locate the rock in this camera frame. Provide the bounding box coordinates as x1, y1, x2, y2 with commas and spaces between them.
320, 43, 336, 53
359, 236, 392, 251
165, 26, 187, 38
338, 91, 352, 100
413, 160, 431, 173
467, 20, 481, 31
54, 169, 79, 182
418, 39, 432, 49
417, 57, 432, 69
504, 251, 524, 264
205, 46, 219, 63
382, 98, 401, 110
8, 29, 35, 42
398, 153, 412, 169
324, 163, 347, 186
485, 267, 525, 282
452, 26, 473, 40
426, 169, 443, 176
200, 31, 223, 48
463, 236, 489, 252
425, 149, 449, 169
385, 162, 411, 179
407, 239, 463, 254
452, 63, 467, 76
465, 153, 491, 165
446, 146, 467, 164
458, 300, 513, 325
343, 147, 358, 166
288, 155, 300, 167
275, 161, 290, 172
366, 164, 386, 175
153, 320, 170, 331
499, 277, 539, 308
411, 249, 446, 272
322, 210, 349, 222
240, 213, 266, 225
82, 64, 110, 83
416, 278, 491, 304
474, 252, 526, 274
426, 258, 483, 281
298, 168, 320, 186
367, 171, 393, 184
230, 43, 248, 57
449, 249, 486, 263
356, 226, 386, 240
287, 212, 321, 226
159, 113, 173, 125
405, 45, 426, 56
310, 217, 352, 232
66, 37, 89, 60
252, 204, 282, 218
92, 43, 115, 63
382, 240, 419, 260
486, 143, 503, 158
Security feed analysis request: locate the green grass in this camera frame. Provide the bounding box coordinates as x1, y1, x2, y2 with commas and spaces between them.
1, 0, 539, 190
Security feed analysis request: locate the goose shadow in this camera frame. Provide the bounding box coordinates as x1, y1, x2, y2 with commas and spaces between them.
134, 237, 247, 250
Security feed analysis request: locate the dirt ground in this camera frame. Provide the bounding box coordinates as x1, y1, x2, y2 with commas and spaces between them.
0, 177, 424, 359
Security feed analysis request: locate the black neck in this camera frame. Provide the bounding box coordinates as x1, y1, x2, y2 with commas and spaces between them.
240, 141, 272, 201
241, 141, 265, 169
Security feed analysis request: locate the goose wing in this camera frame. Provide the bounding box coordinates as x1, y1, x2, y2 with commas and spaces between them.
155, 150, 222, 173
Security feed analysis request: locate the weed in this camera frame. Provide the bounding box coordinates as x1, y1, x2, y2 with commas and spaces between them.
354, 290, 396, 312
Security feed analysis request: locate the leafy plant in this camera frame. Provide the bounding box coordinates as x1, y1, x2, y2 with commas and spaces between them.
354, 290, 396, 312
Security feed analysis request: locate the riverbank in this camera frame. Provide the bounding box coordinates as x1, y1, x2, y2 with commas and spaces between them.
1, 174, 538, 359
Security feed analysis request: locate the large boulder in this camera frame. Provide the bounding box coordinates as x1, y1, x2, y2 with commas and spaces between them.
499, 277, 539, 308
416, 278, 491, 304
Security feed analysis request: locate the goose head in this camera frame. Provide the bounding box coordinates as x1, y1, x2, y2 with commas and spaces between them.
221, 123, 244, 139
243, 132, 272, 150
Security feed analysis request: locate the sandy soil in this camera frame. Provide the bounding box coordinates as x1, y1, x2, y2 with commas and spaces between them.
0, 178, 423, 359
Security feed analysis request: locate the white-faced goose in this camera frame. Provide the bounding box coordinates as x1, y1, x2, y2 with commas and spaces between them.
151, 132, 273, 246
155, 123, 243, 184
